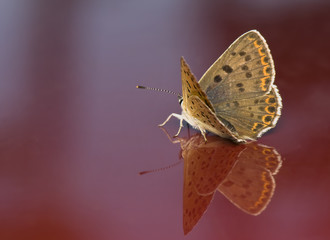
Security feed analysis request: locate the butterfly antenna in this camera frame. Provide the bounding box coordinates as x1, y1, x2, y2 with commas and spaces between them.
136, 85, 182, 98
139, 160, 182, 175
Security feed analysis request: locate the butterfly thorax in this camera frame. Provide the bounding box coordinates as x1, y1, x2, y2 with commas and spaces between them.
178, 97, 202, 132
180, 106, 205, 132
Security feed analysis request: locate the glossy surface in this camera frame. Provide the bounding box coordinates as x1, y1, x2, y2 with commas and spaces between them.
0, 1, 330, 239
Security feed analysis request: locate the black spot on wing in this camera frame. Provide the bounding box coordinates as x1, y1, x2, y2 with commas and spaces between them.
214, 75, 222, 83
222, 65, 233, 73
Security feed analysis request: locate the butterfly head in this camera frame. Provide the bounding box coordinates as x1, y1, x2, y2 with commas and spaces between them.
179, 96, 183, 105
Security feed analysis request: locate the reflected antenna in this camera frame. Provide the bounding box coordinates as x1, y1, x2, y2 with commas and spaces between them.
139, 160, 182, 175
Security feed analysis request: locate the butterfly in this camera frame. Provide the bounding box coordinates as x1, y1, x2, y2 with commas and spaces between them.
179, 133, 282, 234
158, 30, 282, 142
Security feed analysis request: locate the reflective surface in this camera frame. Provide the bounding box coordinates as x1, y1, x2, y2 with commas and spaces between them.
172, 132, 281, 234
0, 1, 330, 239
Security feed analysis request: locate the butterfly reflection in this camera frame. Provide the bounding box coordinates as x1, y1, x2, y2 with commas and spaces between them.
173, 133, 282, 235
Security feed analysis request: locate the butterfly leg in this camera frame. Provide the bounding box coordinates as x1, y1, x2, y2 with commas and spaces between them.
158, 113, 183, 127
174, 117, 184, 137
159, 113, 185, 138
198, 127, 208, 142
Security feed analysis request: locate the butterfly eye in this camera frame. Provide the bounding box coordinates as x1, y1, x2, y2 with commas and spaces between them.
179, 97, 183, 105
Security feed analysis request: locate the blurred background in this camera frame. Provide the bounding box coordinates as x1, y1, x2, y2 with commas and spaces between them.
0, 0, 329, 239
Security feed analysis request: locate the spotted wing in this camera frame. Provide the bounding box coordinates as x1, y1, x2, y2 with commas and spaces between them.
181, 57, 240, 140
182, 135, 243, 234
217, 142, 282, 215
198, 30, 281, 140
213, 86, 282, 140
181, 57, 214, 112
182, 142, 214, 235
186, 95, 240, 141
186, 135, 244, 195
199, 30, 275, 101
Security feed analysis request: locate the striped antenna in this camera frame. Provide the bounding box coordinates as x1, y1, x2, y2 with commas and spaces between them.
139, 160, 182, 175
136, 85, 181, 98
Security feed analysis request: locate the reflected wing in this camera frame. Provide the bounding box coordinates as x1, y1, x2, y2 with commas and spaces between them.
187, 137, 244, 195
182, 135, 244, 234
183, 150, 214, 235
217, 143, 281, 215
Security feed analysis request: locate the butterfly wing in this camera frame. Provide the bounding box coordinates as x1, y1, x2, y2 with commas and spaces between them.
182, 134, 245, 234
180, 57, 240, 141
199, 30, 275, 101
241, 142, 282, 175
182, 136, 214, 235
181, 57, 214, 112
198, 30, 281, 140
186, 135, 245, 196
187, 95, 241, 140
213, 86, 282, 140
217, 142, 281, 215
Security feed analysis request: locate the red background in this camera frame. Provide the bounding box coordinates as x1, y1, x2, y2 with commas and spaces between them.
0, 1, 330, 239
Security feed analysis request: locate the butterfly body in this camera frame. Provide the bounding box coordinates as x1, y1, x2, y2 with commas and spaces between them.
160, 30, 282, 142
180, 95, 236, 140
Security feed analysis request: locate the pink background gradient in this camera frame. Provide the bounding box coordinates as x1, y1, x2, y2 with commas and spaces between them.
0, 1, 329, 239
